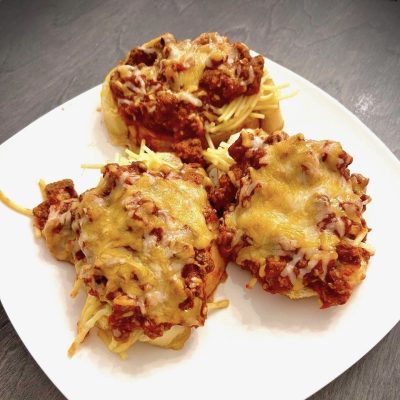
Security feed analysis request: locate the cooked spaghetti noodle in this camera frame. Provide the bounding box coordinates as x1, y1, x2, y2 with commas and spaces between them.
0, 191, 33, 216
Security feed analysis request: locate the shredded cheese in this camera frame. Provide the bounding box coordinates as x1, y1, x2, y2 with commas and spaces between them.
118, 140, 179, 170
213, 131, 373, 304
203, 131, 241, 172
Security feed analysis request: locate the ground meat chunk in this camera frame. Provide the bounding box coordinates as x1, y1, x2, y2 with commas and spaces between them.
125, 48, 157, 66
109, 304, 171, 341
122, 91, 205, 144
45, 179, 77, 203
209, 173, 237, 211
233, 42, 251, 59
262, 258, 293, 293
173, 138, 205, 165
199, 52, 263, 107
336, 244, 370, 265
240, 55, 264, 95
32, 179, 77, 230
200, 69, 247, 107
304, 263, 360, 308
228, 135, 246, 163
32, 202, 51, 231
337, 151, 353, 179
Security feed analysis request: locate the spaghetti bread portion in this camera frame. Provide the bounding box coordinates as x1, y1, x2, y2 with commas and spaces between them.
206, 128, 374, 308
33, 157, 226, 358
101, 32, 286, 163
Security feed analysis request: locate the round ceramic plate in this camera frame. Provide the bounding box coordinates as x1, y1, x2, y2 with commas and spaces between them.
0, 59, 399, 400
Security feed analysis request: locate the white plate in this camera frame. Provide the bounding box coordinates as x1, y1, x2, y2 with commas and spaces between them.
1, 60, 399, 400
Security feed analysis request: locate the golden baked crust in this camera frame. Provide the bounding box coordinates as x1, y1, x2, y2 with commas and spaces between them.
206, 129, 373, 308
101, 32, 283, 161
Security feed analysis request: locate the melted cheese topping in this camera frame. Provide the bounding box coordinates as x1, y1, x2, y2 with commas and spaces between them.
36, 153, 224, 356
116, 33, 236, 97
167, 43, 209, 92
164, 33, 236, 92
42, 201, 78, 263
223, 133, 367, 287
75, 170, 215, 327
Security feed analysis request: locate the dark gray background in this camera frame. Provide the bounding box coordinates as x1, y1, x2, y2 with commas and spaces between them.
0, 1, 399, 399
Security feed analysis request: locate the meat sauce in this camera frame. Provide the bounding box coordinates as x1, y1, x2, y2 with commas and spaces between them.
215, 130, 372, 308
109, 32, 264, 156
33, 160, 223, 343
